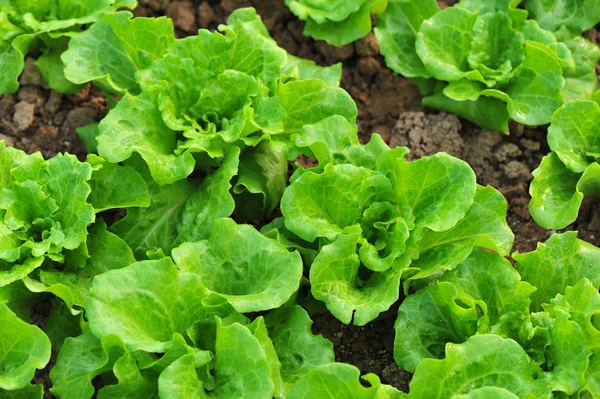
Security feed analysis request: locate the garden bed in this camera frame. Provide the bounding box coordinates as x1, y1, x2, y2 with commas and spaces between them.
1, 0, 599, 396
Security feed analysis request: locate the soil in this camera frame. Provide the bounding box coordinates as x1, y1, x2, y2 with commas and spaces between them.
1, 0, 598, 396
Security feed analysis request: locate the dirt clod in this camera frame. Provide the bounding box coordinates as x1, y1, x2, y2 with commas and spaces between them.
167, 1, 197, 33
13, 101, 36, 131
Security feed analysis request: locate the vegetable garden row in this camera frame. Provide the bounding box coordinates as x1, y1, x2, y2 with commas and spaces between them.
1, 0, 599, 397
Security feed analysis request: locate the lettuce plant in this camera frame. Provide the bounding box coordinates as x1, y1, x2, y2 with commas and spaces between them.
375, 0, 600, 132
0, 142, 149, 296
277, 116, 513, 325
284, 0, 389, 46
394, 232, 600, 397
46, 254, 401, 398
63, 8, 355, 220
0, 0, 137, 94
530, 97, 600, 229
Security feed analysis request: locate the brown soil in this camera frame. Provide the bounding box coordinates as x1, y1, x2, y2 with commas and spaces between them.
1, 0, 598, 396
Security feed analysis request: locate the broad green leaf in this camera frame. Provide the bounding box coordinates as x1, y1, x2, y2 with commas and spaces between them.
62, 12, 174, 94
526, 0, 600, 34
87, 257, 208, 352
302, 0, 388, 46
394, 281, 482, 372
0, 12, 28, 94
514, 232, 600, 311
310, 232, 403, 325
210, 320, 275, 398
157, 354, 207, 399
172, 218, 303, 313
408, 335, 551, 398
504, 41, 564, 125
392, 152, 476, 232
0, 303, 51, 390
547, 100, 600, 174
276, 79, 358, 131
86, 154, 150, 212
265, 305, 335, 389
375, 0, 440, 78
422, 90, 510, 133
416, 7, 481, 82
50, 326, 128, 399
35, 42, 84, 94
110, 149, 239, 257
407, 185, 513, 282
528, 153, 600, 230
287, 363, 402, 398
85, 219, 136, 274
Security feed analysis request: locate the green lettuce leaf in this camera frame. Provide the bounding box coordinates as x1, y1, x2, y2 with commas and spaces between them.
286, 0, 388, 46
526, 0, 600, 34
406, 186, 514, 283
172, 218, 303, 313
110, 149, 239, 257
62, 11, 174, 94
287, 362, 402, 398
50, 324, 147, 399
0, 303, 51, 391
406, 335, 551, 398
530, 100, 600, 229
375, 0, 440, 78
87, 257, 209, 352
554, 27, 600, 101
514, 232, 600, 312
265, 305, 335, 390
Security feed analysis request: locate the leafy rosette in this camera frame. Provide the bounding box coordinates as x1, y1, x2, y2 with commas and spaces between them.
530, 98, 600, 229
375, 0, 600, 132
47, 254, 399, 398
284, 0, 389, 46
395, 232, 600, 398
278, 117, 513, 325
0, 0, 137, 94
0, 141, 150, 308
94, 8, 355, 223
